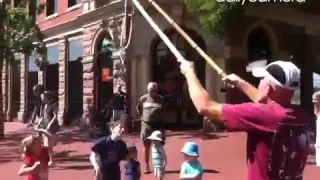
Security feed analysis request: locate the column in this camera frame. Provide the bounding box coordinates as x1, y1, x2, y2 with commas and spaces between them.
203, 54, 226, 131
82, 20, 105, 125
18, 55, 28, 122
38, 69, 44, 85
57, 37, 68, 126
300, 34, 315, 117
82, 54, 95, 125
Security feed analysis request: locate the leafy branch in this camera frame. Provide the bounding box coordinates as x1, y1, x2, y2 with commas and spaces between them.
0, 0, 45, 59
185, 0, 308, 38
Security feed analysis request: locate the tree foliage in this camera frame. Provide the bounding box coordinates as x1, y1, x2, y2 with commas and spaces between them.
185, 0, 308, 38
0, 0, 45, 58
185, 0, 243, 38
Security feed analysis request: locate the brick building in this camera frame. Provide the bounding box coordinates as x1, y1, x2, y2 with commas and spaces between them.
3, 0, 320, 129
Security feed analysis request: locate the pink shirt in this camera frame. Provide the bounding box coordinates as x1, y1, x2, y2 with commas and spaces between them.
222, 103, 309, 180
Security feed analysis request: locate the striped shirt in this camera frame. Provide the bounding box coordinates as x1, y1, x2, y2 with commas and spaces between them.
151, 144, 165, 167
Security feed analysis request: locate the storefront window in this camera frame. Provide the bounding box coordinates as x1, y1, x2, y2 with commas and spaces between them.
68, 39, 84, 119
46, 45, 59, 91
27, 54, 39, 115
47, 45, 59, 64
69, 39, 83, 61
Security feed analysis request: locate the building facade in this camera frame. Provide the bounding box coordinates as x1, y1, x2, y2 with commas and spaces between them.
3, 0, 320, 129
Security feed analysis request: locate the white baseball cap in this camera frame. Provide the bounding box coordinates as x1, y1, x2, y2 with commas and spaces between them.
252, 61, 300, 90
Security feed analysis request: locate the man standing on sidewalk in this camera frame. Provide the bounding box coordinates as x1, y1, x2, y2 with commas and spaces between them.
136, 82, 165, 173
180, 60, 310, 180
111, 85, 126, 122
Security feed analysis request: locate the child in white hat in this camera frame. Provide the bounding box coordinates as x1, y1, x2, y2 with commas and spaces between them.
180, 142, 203, 180
147, 130, 167, 180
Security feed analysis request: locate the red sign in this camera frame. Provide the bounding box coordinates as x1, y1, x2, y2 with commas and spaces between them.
101, 68, 111, 82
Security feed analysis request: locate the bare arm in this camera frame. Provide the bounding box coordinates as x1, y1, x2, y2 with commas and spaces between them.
236, 79, 260, 103
184, 70, 223, 123
89, 151, 100, 171
18, 163, 39, 176
161, 147, 167, 167
46, 113, 57, 131
34, 128, 52, 137
136, 98, 142, 116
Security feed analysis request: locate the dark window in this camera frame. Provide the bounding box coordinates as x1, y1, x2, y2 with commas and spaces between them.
68, 39, 84, 120
68, 0, 81, 8
13, 0, 22, 7
46, 0, 58, 16
28, 0, 37, 19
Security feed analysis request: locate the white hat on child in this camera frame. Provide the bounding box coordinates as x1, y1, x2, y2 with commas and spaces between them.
147, 130, 163, 141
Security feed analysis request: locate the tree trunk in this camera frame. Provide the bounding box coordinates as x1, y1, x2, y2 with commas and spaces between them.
0, 59, 4, 138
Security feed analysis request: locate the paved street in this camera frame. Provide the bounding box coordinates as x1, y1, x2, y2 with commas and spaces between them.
0, 122, 319, 180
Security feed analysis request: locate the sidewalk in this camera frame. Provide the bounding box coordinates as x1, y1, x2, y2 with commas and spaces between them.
0, 122, 319, 180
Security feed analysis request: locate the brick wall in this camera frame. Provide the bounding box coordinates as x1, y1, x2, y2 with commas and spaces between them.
37, 0, 83, 30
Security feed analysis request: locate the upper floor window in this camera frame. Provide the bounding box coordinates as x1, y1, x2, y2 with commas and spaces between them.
68, 0, 82, 8
46, 0, 58, 16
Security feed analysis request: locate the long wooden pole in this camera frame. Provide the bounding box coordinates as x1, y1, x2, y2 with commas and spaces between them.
147, 0, 227, 78
131, 0, 187, 63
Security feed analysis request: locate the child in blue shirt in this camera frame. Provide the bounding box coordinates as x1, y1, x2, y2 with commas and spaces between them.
90, 121, 128, 180
180, 142, 203, 180
125, 145, 141, 180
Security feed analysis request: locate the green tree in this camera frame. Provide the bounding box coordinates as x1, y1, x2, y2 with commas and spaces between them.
185, 0, 308, 38
0, 0, 44, 138
185, 0, 244, 37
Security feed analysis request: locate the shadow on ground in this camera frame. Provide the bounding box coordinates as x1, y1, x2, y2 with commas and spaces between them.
0, 130, 32, 164
0, 126, 92, 165
53, 150, 91, 171
172, 131, 228, 140
166, 169, 219, 174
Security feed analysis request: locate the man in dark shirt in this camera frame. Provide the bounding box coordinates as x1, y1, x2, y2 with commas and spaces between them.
90, 120, 128, 180
180, 60, 309, 180
111, 85, 126, 122
136, 82, 164, 173
28, 84, 44, 127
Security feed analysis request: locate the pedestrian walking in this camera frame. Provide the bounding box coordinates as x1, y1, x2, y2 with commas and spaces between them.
28, 84, 44, 127
147, 130, 167, 180
36, 91, 59, 167
111, 85, 127, 122
180, 142, 203, 180
18, 134, 51, 180
180, 60, 310, 180
90, 120, 128, 180
125, 145, 141, 180
136, 82, 165, 173
313, 91, 320, 166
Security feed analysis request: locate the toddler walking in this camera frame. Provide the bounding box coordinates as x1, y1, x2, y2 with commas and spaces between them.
180, 142, 203, 180
18, 134, 51, 180
147, 130, 167, 180
125, 145, 141, 180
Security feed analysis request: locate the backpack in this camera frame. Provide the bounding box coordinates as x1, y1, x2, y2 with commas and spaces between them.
268, 122, 309, 180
